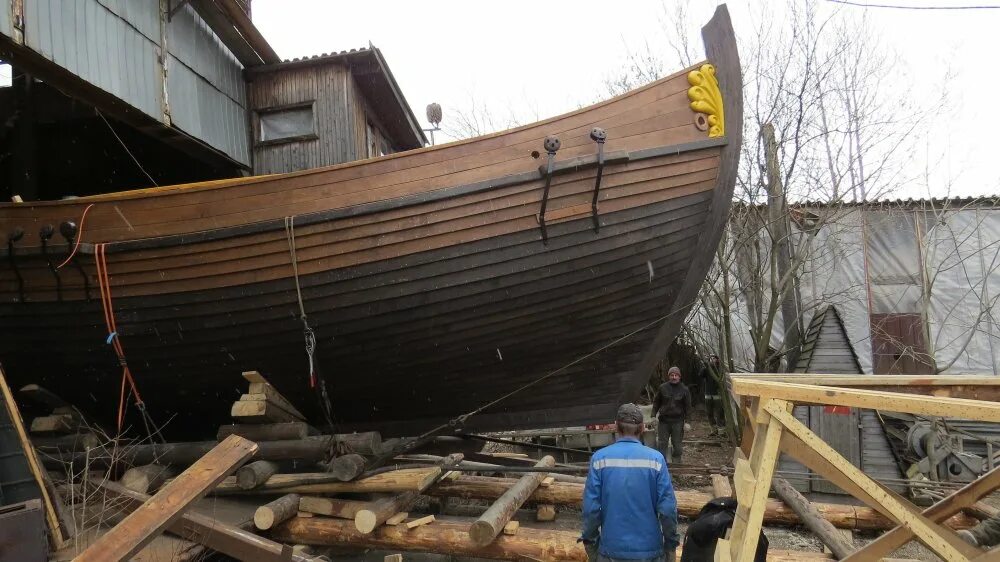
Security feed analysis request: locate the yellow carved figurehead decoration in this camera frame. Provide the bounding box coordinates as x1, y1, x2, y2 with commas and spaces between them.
687, 64, 724, 138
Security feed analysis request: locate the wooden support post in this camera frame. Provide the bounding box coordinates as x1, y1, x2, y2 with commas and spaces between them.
255, 493, 302, 530
772, 477, 855, 559
74, 435, 258, 562
728, 399, 786, 562
712, 474, 733, 498
237, 460, 279, 490
92, 478, 297, 562
764, 401, 977, 562
469, 455, 555, 546
845, 464, 1000, 561
120, 464, 174, 494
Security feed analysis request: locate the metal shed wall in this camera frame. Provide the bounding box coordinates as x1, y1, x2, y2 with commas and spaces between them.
12, 0, 249, 166
248, 63, 359, 174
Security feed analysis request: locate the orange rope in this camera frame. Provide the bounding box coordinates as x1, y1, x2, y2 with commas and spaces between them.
95, 243, 143, 431
56, 203, 94, 269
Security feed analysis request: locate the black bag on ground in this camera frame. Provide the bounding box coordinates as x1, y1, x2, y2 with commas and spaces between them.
680, 497, 768, 562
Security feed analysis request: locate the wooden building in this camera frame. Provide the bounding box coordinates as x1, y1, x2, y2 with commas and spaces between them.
0, 0, 425, 202
247, 47, 426, 175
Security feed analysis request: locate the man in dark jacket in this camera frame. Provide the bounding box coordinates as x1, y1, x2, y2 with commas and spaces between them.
581, 403, 679, 562
652, 366, 691, 463
699, 355, 725, 435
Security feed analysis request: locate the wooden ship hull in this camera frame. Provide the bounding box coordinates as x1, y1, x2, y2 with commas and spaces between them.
0, 8, 741, 437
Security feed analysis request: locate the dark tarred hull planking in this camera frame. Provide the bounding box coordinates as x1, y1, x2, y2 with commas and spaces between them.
0, 7, 741, 437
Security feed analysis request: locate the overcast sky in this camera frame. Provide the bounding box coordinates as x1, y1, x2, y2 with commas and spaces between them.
253, 0, 1000, 199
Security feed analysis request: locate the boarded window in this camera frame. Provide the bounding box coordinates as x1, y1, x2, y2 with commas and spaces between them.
870, 313, 934, 374
258, 104, 316, 144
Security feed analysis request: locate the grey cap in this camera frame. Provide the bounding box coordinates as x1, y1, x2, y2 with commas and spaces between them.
616, 403, 644, 424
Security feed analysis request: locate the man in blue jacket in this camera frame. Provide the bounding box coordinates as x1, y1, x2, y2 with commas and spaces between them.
581, 403, 680, 562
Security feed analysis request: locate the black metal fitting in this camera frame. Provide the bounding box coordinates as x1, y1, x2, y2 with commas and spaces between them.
39, 230, 62, 302
538, 135, 561, 245
590, 127, 607, 233
6, 229, 24, 302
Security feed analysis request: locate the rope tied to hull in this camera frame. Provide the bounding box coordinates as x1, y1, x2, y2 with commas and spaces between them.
284, 216, 336, 430
95, 243, 162, 441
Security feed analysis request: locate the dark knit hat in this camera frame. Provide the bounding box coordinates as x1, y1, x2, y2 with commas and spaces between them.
616, 403, 644, 425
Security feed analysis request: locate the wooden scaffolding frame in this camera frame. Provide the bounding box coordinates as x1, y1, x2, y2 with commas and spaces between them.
721, 376, 1000, 562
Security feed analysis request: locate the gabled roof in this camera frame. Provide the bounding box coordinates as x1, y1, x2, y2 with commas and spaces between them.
794, 306, 863, 374
246, 45, 427, 150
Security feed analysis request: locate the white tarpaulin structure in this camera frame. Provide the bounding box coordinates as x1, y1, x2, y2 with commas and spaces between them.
692, 197, 1000, 376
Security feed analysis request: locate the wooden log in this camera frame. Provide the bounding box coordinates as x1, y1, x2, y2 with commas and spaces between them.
965, 501, 999, 521
469, 455, 554, 547
384, 554, 403, 562
335, 432, 383, 455
92, 478, 301, 562
273, 515, 852, 562
426, 476, 979, 532
237, 460, 279, 490
405, 515, 435, 529
74, 435, 258, 562
299, 496, 369, 519
327, 453, 367, 482
403, 454, 584, 484
536, 504, 557, 522
19, 383, 71, 410
355, 454, 463, 535
120, 464, 174, 495
712, 474, 733, 498
30, 414, 77, 434
772, 477, 855, 559
32, 432, 101, 452
43, 435, 348, 467
217, 422, 313, 442
209, 467, 442, 495
255, 493, 302, 531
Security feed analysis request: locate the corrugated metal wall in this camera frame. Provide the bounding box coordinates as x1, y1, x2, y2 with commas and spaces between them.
167, 4, 248, 165
248, 64, 358, 174
11, 0, 249, 166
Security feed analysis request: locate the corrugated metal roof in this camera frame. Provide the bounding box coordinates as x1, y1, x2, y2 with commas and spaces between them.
734, 195, 1000, 210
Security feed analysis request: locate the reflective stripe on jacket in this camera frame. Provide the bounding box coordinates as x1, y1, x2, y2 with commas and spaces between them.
582, 437, 678, 559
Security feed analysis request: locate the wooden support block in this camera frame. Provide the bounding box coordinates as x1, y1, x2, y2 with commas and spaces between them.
243, 370, 306, 419
385, 512, 408, 526
405, 514, 435, 529
231, 398, 301, 424
299, 496, 369, 519
355, 454, 463, 535
255, 493, 301, 530
490, 453, 528, 458
503, 521, 520, 535
712, 474, 734, 498
536, 504, 557, 522
540, 476, 555, 488
384, 555, 403, 562
297, 511, 315, 518
29, 414, 78, 434
74, 434, 258, 562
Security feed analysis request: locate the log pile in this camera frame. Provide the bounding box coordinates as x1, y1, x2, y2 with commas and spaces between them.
25, 369, 971, 562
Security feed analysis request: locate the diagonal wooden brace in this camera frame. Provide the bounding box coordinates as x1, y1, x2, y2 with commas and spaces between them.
764, 400, 978, 562
845, 465, 1000, 561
